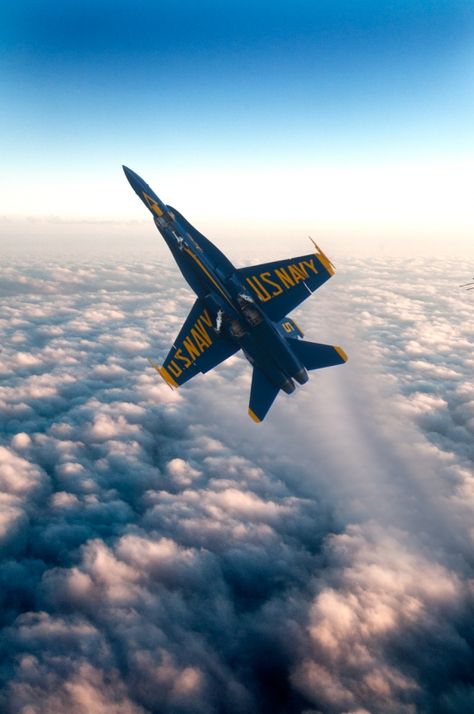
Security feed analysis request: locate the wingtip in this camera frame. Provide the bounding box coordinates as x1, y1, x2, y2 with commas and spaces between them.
309, 236, 336, 275
148, 360, 179, 389
248, 408, 262, 423
334, 346, 348, 362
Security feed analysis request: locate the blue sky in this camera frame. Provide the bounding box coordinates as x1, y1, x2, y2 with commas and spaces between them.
1, 0, 473, 254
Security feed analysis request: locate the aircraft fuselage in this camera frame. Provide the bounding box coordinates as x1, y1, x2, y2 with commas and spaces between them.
154, 212, 307, 394
122, 165, 346, 421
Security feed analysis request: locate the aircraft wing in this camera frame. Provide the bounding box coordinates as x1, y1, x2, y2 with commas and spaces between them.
237, 243, 335, 322
155, 298, 239, 388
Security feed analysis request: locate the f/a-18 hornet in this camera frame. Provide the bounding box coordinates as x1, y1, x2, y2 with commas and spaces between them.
123, 166, 347, 422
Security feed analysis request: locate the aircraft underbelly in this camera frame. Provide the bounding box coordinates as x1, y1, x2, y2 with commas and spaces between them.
122, 165, 347, 422
239, 325, 297, 390
251, 322, 301, 377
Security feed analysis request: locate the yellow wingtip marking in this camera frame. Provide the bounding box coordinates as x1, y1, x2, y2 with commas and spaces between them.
147, 358, 178, 389
309, 236, 336, 275
248, 408, 261, 423
157, 365, 179, 389
334, 346, 348, 362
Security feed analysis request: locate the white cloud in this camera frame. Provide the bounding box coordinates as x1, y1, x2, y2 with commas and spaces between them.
0, 254, 473, 713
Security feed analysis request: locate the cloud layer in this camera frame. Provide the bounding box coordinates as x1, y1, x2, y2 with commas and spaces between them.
0, 254, 473, 713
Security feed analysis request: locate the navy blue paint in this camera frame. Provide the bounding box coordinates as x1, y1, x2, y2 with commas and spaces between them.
123, 165, 346, 420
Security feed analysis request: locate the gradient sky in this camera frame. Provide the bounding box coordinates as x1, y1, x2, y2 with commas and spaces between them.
1, 0, 474, 254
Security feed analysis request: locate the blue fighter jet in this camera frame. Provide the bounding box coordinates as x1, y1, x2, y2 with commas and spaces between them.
123, 166, 347, 422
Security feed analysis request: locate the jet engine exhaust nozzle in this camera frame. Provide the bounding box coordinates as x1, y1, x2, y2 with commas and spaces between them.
294, 368, 309, 385
281, 378, 296, 394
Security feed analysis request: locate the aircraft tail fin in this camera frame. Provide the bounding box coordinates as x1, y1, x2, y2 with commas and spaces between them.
248, 366, 280, 423
288, 339, 348, 370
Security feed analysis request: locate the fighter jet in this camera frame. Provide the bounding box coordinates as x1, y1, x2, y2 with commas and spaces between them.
123, 166, 347, 422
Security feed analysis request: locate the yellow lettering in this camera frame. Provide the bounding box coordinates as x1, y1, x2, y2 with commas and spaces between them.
191, 326, 208, 352
168, 360, 183, 377
201, 310, 212, 328
175, 348, 192, 368
274, 267, 295, 289
183, 336, 200, 361
297, 262, 309, 279
282, 321, 293, 333
246, 277, 266, 301
253, 276, 272, 302
260, 271, 283, 297
288, 263, 305, 284
303, 258, 318, 274
196, 319, 213, 346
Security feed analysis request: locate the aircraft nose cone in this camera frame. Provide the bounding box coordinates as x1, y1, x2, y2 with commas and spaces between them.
122, 165, 148, 196
122, 165, 138, 186
122, 165, 167, 217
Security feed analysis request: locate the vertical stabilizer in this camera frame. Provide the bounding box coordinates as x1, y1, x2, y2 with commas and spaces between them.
248, 367, 280, 423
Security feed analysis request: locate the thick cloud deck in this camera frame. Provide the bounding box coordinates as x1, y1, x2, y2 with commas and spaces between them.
0, 256, 473, 713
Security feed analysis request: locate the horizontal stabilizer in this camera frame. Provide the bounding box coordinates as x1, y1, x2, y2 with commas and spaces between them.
276, 317, 304, 339
248, 366, 280, 423
288, 339, 347, 370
